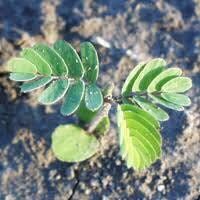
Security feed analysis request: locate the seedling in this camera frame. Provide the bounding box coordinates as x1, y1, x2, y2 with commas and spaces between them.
7, 40, 192, 170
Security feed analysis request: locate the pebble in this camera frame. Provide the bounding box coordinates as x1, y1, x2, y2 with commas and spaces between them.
157, 184, 165, 192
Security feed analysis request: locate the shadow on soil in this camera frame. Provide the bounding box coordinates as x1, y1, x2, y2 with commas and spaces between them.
0, 0, 43, 41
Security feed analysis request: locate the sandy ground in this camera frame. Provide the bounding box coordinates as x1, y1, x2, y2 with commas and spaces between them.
0, 0, 200, 199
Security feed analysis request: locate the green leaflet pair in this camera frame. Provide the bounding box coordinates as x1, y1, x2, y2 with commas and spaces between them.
8, 40, 103, 116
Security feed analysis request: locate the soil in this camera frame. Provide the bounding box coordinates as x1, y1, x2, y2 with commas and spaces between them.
0, 0, 200, 199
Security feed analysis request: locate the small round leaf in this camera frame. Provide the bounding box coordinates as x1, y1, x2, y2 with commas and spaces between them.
52, 124, 99, 162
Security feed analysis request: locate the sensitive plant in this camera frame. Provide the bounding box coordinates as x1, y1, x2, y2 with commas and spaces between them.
7, 40, 192, 170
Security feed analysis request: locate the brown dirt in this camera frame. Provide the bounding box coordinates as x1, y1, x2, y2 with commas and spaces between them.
0, 0, 200, 199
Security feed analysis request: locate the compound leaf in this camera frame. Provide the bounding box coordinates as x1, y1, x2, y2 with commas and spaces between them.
9, 73, 36, 81
147, 67, 182, 92
61, 80, 85, 116
81, 42, 99, 83
33, 44, 68, 76
161, 77, 192, 93
161, 93, 191, 106
21, 48, 52, 75
52, 124, 99, 162
85, 84, 103, 111
39, 79, 69, 105
117, 104, 162, 170
20, 77, 52, 93
133, 96, 169, 121
53, 40, 84, 79
120, 104, 160, 129
8, 58, 37, 74
133, 58, 166, 91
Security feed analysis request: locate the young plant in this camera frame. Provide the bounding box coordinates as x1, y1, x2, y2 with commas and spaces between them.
7, 40, 192, 170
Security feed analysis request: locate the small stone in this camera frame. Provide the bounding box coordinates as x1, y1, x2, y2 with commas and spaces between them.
157, 184, 165, 192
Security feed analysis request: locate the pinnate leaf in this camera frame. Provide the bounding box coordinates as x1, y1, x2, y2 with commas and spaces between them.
117, 104, 162, 170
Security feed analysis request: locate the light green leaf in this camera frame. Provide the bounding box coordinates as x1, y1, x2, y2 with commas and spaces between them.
9, 73, 36, 81
53, 40, 84, 79
161, 93, 191, 106
39, 79, 69, 105
21, 48, 52, 75
133, 96, 169, 121
122, 62, 146, 95
117, 104, 162, 171
94, 116, 110, 136
61, 80, 85, 116
8, 58, 37, 74
85, 84, 103, 111
149, 94, 184, 111
52, 124, 99, 162
81, 42, 99, 83
120, 104, 160, 129
33, 44, 68, 75
20, 77, 52, 93
133, 58, 166, 91
161, 77, 192, 93
147, 67, 182, 92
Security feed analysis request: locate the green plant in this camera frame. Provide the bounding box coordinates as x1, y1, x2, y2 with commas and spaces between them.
7, 40, 192, 171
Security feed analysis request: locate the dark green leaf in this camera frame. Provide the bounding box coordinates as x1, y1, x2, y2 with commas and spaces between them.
52, 124, 99, 162
61, 80, 85, 116
33, 44, 68, 75
39, 79, 69, 104
81, 42, 99, 83
53, 40, 84, 79
85, 84, 103, 111
20, 77, 52, 93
